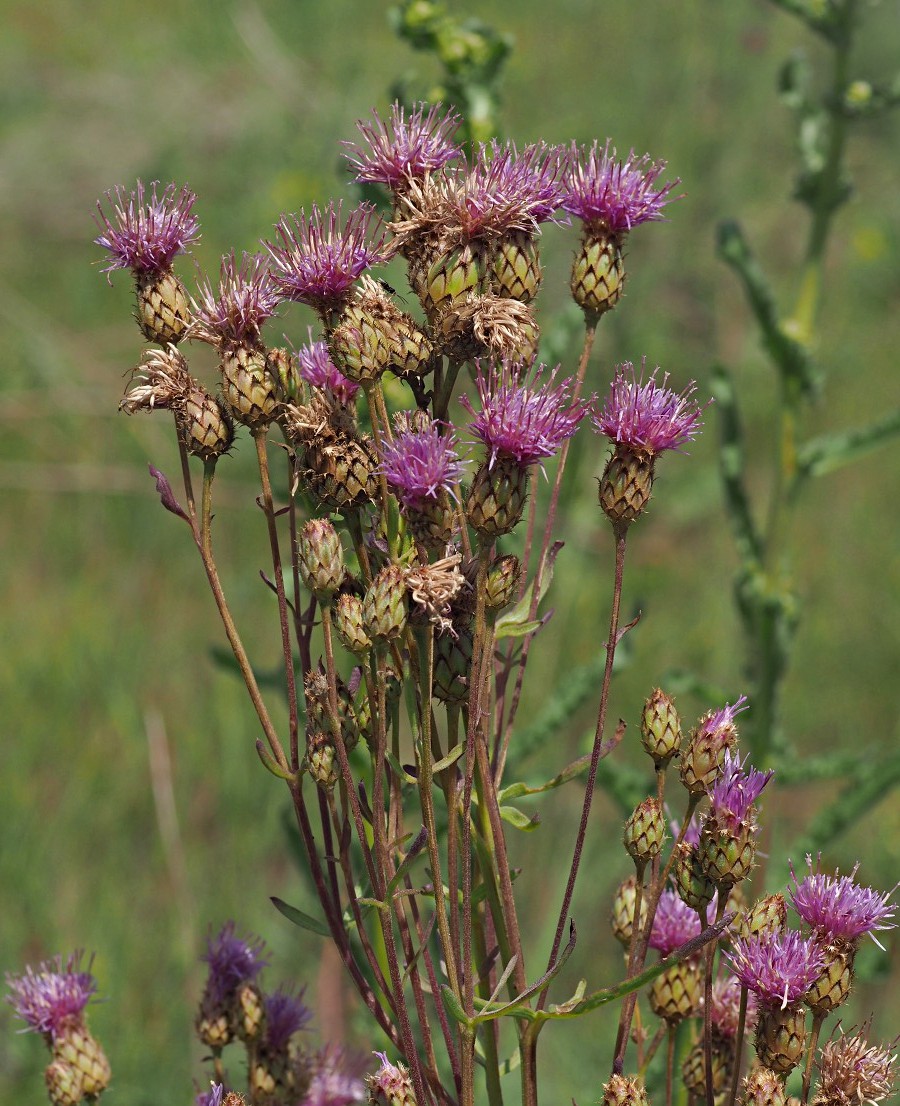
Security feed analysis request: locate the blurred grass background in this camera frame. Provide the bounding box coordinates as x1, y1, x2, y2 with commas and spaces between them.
2, 1, 900, 1102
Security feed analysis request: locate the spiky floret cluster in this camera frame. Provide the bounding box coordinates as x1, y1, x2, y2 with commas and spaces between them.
466, 141, 569, 229
563, 140, 681, 232
707, 751, 774, 835
265, 202, 387, 312
296, 335, 360, 405
262, 986, 313, 1052
196, 1083, 226, 1106
95, 181, 200, 276
379, 418, 467, 508
461, 359, 591, 468
594, 360, 707, 457
192, 252, 280, 345
724, 930, 825, 1007
816, 1022, 898, 1106
696, 696, 749, 748
790, 856, 897, 945
306, 1045, 368, 1106
5, 952, 99, 1040
649, 890, 701, 956
344, 101, 462, 189
201, 922, 269, 1005
709, 976, 754, 1038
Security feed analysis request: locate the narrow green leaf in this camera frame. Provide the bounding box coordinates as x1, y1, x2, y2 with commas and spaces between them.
498, 753, 590, 802
255, 740, 298, 782
387, 825, 428, 894
440, 984, 475, 1030
494, 542, 563, 638
711, 365, 762, 563
270, 896, 330, 937
796, 408, 900, 481
432, 742, 464, 774
384, 748, 418, 785
499, 804, 540, 832
495, 618, 544, 641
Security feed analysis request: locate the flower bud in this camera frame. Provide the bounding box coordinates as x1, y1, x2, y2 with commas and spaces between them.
485, 554, 522, 612
754, 1004, 808, 1076
623, 797, 666, 865
640, 688, 682, 768
219, 342, 280, 428
363, 565, 409, 644
136, 267, 192, 344
465, 458, 528, 538
741, 1066, 787, 1106
682, 1038, 731, 1100
737, 894, 787, 940
602, 1075, 649, 1106
598, 444, 654, 527
649, 959, 702, 1024
51, 1022, 111, 1100
673, 842, 716, 914
298, 519, 345, 602
804, 943, 854, 1016
334, 593, 371, 656
368, 1053, 417, 1106
305, 731, 338, 790
610, 875, 649, 947
571, 225, 626, 319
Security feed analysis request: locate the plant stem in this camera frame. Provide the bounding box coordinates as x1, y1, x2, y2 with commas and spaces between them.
725, 986, 749, 1106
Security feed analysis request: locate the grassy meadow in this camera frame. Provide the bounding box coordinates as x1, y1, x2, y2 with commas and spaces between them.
2, 1, 900, 1102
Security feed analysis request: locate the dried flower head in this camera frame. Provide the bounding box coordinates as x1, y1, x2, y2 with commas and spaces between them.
296, 333, 360, 405
815, 1022, 897, 1106
262, 986, 313, 1052
563, 140, 681, 233
708, 751, 774, 835
461, 360, 592, 469
95, 181, 199, 277
191, 252, 280, 345
5, 952, 99, 1040
790, 856, 897, 947
265, 202, 387, 313
379, 419, 467, 508
344, 102, 462, 190
594, 359, 707, 457
201, 922, 269, 1005
649, 890, 702, 957
724, 930, 825, 1008
406, 555, 467, 631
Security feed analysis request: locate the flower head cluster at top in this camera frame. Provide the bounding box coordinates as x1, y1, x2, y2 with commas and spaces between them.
95, 181, 200, 277
707, 751, 774, 835
191, 251, 280, 345
343, 101, 463, 190
379, 418, 467, 509
790, 856, 897, 946
200, 921, 269, 1005
563, 140, 681, 233
594, 360, 708, 458
461, 360, 592, 469
724, 929, 825, 1009
5, 952, 98, 1040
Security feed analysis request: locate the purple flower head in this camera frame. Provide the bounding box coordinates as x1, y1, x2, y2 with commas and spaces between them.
790, 855, 897, 947
306, 1045, 368, 1106
649, 890, 702, 957
724, 930, 825, 1008
379, 418, 467, 509
563, 140, 682, 233
201, 921, 268, 1005
195, 1083, 225, 1106
593, 359, 708, 457
470, 141, 569, 228
192, 251, 279, 344
95, 181, 200, 278
695, 695, 749, 748
669, 809, 702, 848
708, 751, 774, 834
461, 360, 592, 469
5, 951, 99, 1040
265, 202, 387, 312
296, 332, 360, 405
368, 1052, 412, 1102
344, 102, 462, 190
262, 986, 313, 1052
709, 975, 756, 1038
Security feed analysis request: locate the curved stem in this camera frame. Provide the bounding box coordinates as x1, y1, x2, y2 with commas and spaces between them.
801, 1011, 826, 1105
725, 986, 749, 1106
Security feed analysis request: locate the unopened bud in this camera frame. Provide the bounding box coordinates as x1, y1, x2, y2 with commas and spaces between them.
363, 565, 409, 644
598, 444, 654, 527
334, 593, 371, 655
623, 797, 666, 865
641, 688, 682, 768
485, 554, 522, 612
610, 875, 649, 947
298, 519, 345, 601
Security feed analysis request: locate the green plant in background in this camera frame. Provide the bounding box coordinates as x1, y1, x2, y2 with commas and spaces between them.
5, 3, 900, 1106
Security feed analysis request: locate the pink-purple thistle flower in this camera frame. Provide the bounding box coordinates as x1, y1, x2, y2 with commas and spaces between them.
461, 360, 592, 469
708, 751, 774, 835
709, 975, 756, 1038
192, 251, 280, 345
344, 101, 462, 190
265, 201, 387, 313
594, 360, 708, 458
563, 140, 681, 233
95, 181, 200, 277
5, 952, 99, 1040
296, 334, 360, 405
262, 986, 313, 1052
790, 856, 897, 947
201, 922, 268, 1005
196, 1083, 225, 1106
697, 695, 749, 744
649, 890, 702, 957
469, 141, 569, 228
307, 1046, 368, 1106
379, 419, 467, 509
724, 930, 825, 1008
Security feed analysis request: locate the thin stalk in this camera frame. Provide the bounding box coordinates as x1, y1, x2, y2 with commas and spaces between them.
666, 1025, 677, 1106
253, 429, 301, 768
801, 1011, 826, 1105
725, 986, 749, 1106
702, 897, 727, 1106
472, 905, 505, 1106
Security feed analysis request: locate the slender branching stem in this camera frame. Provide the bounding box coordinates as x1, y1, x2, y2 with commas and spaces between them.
725, 986, 749, 1106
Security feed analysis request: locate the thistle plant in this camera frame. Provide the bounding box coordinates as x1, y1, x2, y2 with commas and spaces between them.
7, 4, 900, 1103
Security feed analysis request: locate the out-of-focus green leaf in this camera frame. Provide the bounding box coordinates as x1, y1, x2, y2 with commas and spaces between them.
270, 896, 331, 937
507, 653, 605, 765
795, 409, 900, 481
499, 804, 540, 831
498, 753, 590, 802
711, 364, 762, 563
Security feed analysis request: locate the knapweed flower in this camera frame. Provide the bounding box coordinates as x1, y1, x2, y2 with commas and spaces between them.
261, 986, 312, 1052
265, 201, 387, 315
462, 360, 591, 469
191, 252, 280, 346
306, 1046, 368, 1106
476, 141, 569, 227
379, 418, 467, 509
195, 1083, 225, 1106
367, 1052, 417, 1106
594, 360, 708, 528
344, 101, 462, 191
724, 930, 825, 1008
816, 1022, 897, 1106
649, 890, 702, 957
5, 952, 98, 1040
707, 751, 774, 836
94, 181, 199, 278
563, 140, 681, 233
296, 334, 360, 406
680, 695, 748, 797
709, 975, 756, 1039
790, 856, 897, 947
201, 922, 268, 1006
564, 141, 681, 316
